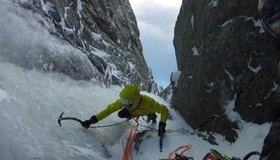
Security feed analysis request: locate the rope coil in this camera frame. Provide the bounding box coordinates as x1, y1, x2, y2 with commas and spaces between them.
168, 144, 193, 160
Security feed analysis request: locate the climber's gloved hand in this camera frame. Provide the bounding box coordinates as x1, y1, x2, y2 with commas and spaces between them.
158, 122, 166, 136
118, 108, 133, 119
81, 115, 98, 129
126, 114, 133, 120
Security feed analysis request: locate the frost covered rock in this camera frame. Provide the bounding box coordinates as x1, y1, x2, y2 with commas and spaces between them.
170, 71, 181, 88
12, 0, 154, 90
173, 0, 280, 143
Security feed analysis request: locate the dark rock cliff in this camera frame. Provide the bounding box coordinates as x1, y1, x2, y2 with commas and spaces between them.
13, 0, 154, 90
173, 0, 280, 143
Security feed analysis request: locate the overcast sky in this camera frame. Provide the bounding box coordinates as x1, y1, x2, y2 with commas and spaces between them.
129, 0, 182, 88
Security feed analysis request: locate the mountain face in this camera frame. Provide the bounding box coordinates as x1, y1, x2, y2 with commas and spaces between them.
4, 0, 155, 91
173, 0, 280, 143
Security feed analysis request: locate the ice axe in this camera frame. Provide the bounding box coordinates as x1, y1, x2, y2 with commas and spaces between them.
58, 112, 129, 128
57, 112, 83, 127
159, 132, 164, 152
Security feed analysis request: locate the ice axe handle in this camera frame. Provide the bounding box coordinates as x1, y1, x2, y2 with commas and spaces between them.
159, 134, 163, 152
57, 112, 83, 127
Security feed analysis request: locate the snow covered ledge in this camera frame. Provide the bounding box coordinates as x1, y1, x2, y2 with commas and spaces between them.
170, 71, 181, 88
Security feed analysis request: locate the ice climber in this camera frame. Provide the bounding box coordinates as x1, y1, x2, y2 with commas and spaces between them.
81, 84, 169, 137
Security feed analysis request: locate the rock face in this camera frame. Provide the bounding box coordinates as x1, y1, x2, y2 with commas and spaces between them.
259, 119, 280, 160
14, 0, 154, 90
173, 0, 280, 143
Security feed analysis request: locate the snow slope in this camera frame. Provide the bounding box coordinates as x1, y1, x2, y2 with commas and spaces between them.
0, 63, 271, 160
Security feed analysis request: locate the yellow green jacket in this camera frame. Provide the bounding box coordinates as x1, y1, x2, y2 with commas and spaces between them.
95, 94, 169, 123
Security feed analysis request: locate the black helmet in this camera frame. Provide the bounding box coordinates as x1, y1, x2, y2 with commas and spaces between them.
258, 0, 280, 39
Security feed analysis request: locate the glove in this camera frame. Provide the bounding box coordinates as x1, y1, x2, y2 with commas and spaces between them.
118, 108, 133, 119
146, 113, 157, 123
158, 122, 166, 136
81, 115, 98, 129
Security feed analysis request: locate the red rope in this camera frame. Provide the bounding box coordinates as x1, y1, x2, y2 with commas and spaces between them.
168, 144, 192, 159
122, 122, 139, 160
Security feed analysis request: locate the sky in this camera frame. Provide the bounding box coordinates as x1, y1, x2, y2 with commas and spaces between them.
0, 1, 271, 159
129, 0, 182, 88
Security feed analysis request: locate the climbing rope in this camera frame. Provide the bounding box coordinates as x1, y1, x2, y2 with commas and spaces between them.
121, 117, 160, 160
89, 119, 130, 128
168, 144, 193, 159
133, 117, 158, 131
137, 123, 158, 131
122, 118, 140, 160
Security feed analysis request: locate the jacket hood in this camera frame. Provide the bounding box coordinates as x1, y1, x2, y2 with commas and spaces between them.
119, 84, 140, 102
